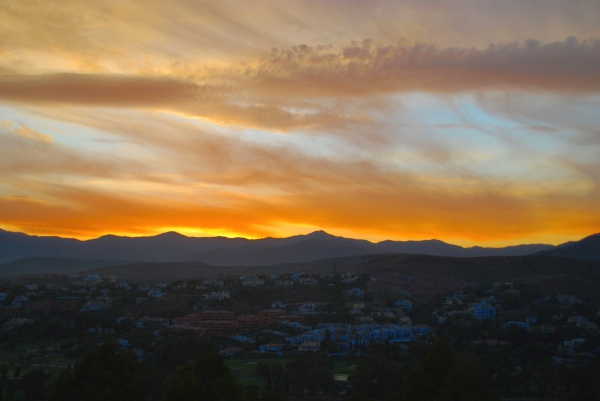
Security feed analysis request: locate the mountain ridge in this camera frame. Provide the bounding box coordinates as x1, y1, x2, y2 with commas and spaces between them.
0, 227, 569, 266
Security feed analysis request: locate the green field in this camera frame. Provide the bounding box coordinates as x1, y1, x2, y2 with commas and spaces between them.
225, 358, 355, 388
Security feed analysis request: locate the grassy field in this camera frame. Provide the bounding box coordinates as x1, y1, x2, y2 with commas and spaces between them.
225, 357, 355, 388
226, 358, 291, 389
0, 340, 81, 378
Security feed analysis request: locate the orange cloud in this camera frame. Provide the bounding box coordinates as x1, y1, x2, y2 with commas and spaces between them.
1, 38, 599, 135
0, 74, 200, 106
245, 38, 600, 99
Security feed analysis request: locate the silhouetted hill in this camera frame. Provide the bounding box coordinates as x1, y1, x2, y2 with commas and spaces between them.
0, 227, 560, 266
535, 233, 600, 261
189, 232, 553, 265
0, 257, 130, 276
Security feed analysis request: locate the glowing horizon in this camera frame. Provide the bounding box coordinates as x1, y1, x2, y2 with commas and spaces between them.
1, 1, 599, 247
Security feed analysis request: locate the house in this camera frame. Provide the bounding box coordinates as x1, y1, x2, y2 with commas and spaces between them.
201, 291, 230, 301
243, 278, 265, 287
11, 295, 29, 307
557, 295, 580, 304
148, 288, 165, 298
502, 321, 531, 331
203, 279, 224, 287
412, 325, 432, 336
346, 288, 364, 297
132, 348, 144, 362
271, 301, 287, 309
568, 315, 588, 324
371, 309, 396, 318
298, 341, 321, 352
474, 302, 496, 320
259, 343, 283, 353
347, 302, 365, 310
395, 300, 413, 311
82, 301, 103, 311
117, 283, 132, 291
298, 277, 319, 286
568, 316, 598, 331
299, 303, 317, 312
230, 335, 255, 344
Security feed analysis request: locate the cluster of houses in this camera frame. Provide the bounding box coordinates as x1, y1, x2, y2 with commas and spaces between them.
201, 290, 230, 301
3, 317, 34, 331
554, 338, 597, 364
81, 295, 112, 311
169, 309, 305, 336
240, 276, 265, 287
277, 322, 432, 355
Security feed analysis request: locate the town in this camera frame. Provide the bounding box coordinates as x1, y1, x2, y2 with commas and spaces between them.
1, 267, 599, 400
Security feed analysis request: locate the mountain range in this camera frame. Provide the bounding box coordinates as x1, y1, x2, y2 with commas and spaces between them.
3, 227, 598, 266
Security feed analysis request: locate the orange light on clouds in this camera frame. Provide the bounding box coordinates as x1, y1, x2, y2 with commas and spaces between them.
0, 0, 599, 246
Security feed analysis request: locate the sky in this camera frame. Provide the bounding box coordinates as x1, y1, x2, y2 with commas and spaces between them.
1, 0, 599, 246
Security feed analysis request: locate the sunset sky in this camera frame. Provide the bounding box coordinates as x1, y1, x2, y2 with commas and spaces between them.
1, 0, 599, 246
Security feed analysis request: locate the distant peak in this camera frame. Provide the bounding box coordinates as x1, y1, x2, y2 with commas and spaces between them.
305, 230, 336, 239
156, 231, 186, 238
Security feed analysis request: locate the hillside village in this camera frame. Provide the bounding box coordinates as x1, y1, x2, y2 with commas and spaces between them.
1, 265, 599, 400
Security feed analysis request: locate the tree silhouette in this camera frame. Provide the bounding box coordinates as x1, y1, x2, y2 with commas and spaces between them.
164, 353, 242, 401
48, 339, 141, 401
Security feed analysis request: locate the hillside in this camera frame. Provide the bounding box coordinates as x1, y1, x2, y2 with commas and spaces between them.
0, 257, 130, 276
535, 232, 600, 261
354, 253, 600, 301
72, 253, 600, 301
74, 255, 378, 280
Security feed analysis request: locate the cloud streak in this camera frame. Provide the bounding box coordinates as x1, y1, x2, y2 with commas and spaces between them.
1, 37, 599, 135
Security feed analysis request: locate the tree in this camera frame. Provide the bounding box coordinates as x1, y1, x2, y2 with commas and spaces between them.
22, 368, 49, 401
48, 339, 141, 401
439, 352, 499, 401
285, 352, 333, 397
164, 354, 242, 401
403, 338, 456, 401
349, 355, 404, 399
